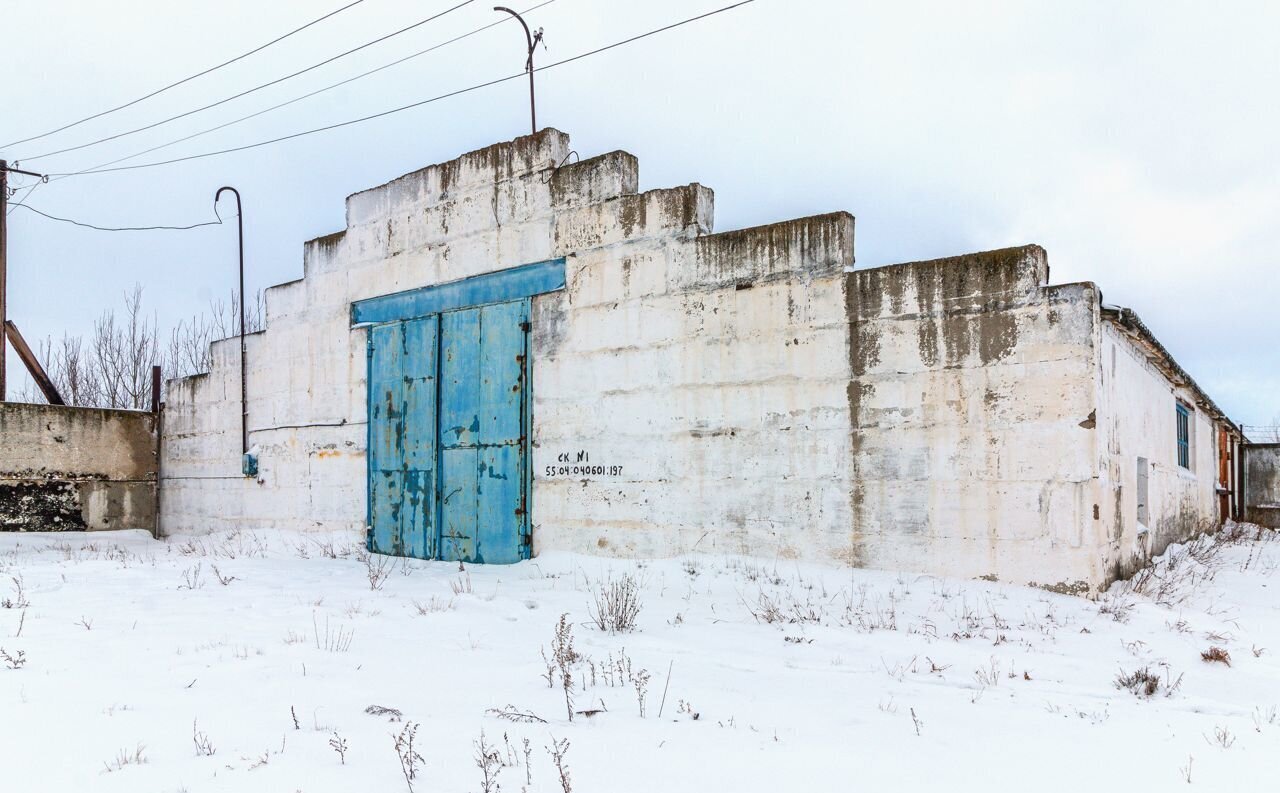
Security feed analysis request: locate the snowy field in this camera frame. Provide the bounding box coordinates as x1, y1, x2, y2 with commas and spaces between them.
0, 524, 1277, 792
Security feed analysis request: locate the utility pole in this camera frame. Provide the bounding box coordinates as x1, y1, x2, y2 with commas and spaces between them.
0, 160, 47, 401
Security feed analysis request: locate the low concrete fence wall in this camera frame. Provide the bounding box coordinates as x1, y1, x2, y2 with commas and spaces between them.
1243, 443, 1280, 529
0, 402, 157, 533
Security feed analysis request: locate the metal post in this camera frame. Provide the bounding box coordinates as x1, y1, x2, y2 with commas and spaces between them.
1, 159, 8, 402
494, 6, 543, 135
151, 365, 162, 414
215, 186, 249, 465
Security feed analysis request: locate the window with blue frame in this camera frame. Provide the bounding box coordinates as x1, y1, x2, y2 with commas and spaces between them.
1176, 402, 1191, 469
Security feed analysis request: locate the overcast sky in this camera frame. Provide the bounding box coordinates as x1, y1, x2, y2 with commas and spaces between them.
3, 0, 1276, 428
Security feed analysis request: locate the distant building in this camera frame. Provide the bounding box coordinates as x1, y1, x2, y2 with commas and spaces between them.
159, 130, 1244, 593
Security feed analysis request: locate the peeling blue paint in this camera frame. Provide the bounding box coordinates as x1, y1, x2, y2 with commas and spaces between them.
351, 259, 564, 326
365, 296, 530, 564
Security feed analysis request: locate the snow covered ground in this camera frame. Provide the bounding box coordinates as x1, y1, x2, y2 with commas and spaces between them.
0, 524, 1277, 792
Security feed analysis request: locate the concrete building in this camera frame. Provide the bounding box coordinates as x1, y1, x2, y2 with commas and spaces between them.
1, 402, 157, 532
157, 129, 1244, 593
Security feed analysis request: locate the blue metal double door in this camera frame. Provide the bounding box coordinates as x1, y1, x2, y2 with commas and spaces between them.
367, 299, 530, 564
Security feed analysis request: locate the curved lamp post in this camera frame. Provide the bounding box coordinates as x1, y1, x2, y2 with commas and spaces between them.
494, 6, 543, 135
214, 186, 253, 476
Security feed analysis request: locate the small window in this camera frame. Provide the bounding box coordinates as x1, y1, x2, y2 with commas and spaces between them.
1175, 402, 1191, 469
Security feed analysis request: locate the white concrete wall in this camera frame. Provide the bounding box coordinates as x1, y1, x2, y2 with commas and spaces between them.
161, 131, 578, 534
846, 249, 1106, 592
159, 128, 1235, 593
531, 212, 855, 560
1096, 321, 1224, 576
1243, 444, 1280, 528
160, 130, 858, 564
1, 402, 156, 532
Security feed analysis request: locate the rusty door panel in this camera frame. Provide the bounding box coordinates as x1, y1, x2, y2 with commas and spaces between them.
439, 308, 481, 562
437, 299, 528, 564
474, 300, 527, 564
367, 317, 438, 558
366, 300, 527, 563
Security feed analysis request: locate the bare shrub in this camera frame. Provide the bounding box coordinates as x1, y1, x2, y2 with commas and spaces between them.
2, 575, 29, 609
1207, 725, 1236, 749
1, 647, 27, 670
547, 614, 578, 721
329, 731, 348, 764
1097, 593, 1135, 623
1252, 705, 1278, 732
588, 573, 642, 633
102, 743, 147, 773
411, 596, 455, 615
36, 333, 101, 407
546, 736, 572, 793
1201, 646, 1231, 666
1116, 665, 1182, 698
177, 564, 204, 590
365, 704, 403, 722
92, 286, 161, 409
744, 589, 785, 624
633, 668, 652, 717
25, 286, 266, 408
1116, 666, 1161, 697
312, 613, 355, 653
192, 720, 216, 757
451, 572, 473, 596
474, 729, 502, 793
393, 722, 426, 792
211, 565, 237, 586
974, 657, 1002, 688
367, 555, 392, 591
1123, 520, 1224, 606
487, 705, 547, 724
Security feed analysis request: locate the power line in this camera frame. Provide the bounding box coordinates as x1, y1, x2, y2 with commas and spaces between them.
1, 0, 369, 151
5, 179, 42, 216
10, 202, 227, 232
50, 0, 557, 183
19, 0, 478, 164
51, 1, 759, 179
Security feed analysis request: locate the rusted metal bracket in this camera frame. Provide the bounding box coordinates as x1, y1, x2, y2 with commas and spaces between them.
3, 320, 64, 405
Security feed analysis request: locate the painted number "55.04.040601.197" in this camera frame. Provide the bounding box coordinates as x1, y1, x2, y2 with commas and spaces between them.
543, 464, 623, 478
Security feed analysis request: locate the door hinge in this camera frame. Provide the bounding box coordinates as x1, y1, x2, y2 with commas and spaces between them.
520, 321, 531, 333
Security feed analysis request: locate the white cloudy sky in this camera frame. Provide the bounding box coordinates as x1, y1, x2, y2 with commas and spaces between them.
3, 0, 1276, 428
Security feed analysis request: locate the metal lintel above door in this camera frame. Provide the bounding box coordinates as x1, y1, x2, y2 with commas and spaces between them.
351, 258, 566, 327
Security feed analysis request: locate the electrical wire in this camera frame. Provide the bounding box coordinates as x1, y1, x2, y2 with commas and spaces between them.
10, 201, 228, 232
50, 0, 758, 178
19, 0, 477, 163
1, 0, 369, 151
5, 179, 42, 216
49, 0, 557, 183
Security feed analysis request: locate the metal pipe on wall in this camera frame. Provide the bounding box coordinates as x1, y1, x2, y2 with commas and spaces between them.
214, 186, 252, 475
